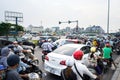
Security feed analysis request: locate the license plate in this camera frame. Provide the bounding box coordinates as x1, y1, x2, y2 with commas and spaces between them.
45, 65, 55, 73
50, 68, 55, 73
103, 62, 107, 65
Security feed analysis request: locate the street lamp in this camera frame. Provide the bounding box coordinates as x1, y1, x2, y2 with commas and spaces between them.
107, 0, 110, 34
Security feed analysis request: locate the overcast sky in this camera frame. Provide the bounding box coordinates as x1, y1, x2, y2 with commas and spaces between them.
0, 0, 120, 33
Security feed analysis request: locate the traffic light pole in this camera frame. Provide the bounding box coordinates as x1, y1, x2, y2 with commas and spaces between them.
59, 20, 79, 32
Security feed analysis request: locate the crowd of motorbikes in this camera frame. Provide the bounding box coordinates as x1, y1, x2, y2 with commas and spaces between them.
0, 37, 119, 80
0, 43, 43, 80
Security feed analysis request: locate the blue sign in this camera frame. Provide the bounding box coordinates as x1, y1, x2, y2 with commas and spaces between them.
9, 31, 18, 34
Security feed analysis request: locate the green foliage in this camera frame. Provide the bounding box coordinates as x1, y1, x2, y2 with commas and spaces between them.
0, 22, 24, 36
0, 22, 11, 36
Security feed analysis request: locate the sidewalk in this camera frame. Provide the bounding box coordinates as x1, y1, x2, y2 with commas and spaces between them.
111, 56, 120, 80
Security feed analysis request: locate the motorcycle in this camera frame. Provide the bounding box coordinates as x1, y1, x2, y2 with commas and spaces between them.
10, 45, 43, 80
102, 59, 111, 73
19, 59, 43, 80
116, 46, 120, 55
41, 50, 49, 62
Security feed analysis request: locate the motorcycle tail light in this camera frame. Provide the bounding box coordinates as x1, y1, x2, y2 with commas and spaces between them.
45, 55, 49, 61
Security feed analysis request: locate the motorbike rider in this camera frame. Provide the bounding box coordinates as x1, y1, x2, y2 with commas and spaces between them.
61, 58, 77, 80
13, 41, 31, 53
12, 41, 35, 60
41, 39, 54, 53
86, 39, 92, 47
72, 50, 99, 80
88, 47, 103, 79
0, 46, 31, 73
41, 39, 54, 62
6, 54, 28, 80
102, 43, 116, 68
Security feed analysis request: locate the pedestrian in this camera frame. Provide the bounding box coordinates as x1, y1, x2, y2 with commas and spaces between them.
61, 58, 77, 80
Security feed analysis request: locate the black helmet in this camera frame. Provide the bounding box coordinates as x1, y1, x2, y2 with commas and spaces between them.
7, 54, 20, 66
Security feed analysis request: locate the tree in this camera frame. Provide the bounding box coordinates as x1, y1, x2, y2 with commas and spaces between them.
0, 22, 24, 36
0, 22, 11, 36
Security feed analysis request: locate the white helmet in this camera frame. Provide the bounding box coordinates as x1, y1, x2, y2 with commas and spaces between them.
48, 39, 52, 42
66, 58, 74, 67
28, 73, 41, 80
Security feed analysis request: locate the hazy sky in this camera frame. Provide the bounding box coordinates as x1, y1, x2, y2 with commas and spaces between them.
0, 0, 120, 33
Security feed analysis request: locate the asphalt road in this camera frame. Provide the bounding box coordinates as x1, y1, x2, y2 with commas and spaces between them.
34, 46, 118, 80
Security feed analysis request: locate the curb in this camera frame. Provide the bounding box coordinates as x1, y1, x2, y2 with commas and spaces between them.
111, 56, 120, 80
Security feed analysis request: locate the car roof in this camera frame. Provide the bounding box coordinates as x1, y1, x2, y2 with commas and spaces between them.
0, 39, 13, 48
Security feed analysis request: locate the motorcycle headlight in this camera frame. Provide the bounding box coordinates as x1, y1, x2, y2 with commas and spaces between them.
28, 73, 40, 80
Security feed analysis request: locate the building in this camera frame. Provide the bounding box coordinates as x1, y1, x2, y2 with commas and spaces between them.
26, 25, 44, 34
85, 25, 105, 34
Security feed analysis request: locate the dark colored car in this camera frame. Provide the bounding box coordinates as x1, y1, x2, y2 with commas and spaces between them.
0, 39, 13, 48
22, 40, 36, 49
2, 36, 36, 49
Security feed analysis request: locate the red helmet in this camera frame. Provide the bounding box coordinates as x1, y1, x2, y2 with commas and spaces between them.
105, 43, 111, 47
73, 50, 84, 60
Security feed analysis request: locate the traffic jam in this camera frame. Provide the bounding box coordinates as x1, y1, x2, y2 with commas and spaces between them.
0, 33, 120, 80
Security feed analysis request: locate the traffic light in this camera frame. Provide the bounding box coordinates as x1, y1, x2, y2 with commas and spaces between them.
59, 21, 61, 24
68, 21, 71, 24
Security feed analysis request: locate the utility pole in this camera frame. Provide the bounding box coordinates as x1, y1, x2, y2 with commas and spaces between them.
107, 0, 110, 34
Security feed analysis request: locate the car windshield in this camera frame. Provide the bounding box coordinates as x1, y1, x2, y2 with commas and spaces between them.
8, 37, 16, 42
17, 37, 25, 41
54, 40, 75, 45
52, 46, 77, 56
40, 36, 58, 42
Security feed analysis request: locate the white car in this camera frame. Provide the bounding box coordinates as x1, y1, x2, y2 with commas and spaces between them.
44, 44, 101, 76
53, 39, 80, 47
22, 34, 32, 40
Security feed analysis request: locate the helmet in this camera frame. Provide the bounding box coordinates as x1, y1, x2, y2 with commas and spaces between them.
90, 47, 96, 53
13, 41, 18, 44
7, 54, 20, 66
105, 43, 111, 47
1, 47, 10, 56
48, 39, 52, 42
66, 58, 74, 67
0, 65, 5, 70
18, 41, 23, 45
28, 73, 40, 80
73, 50, 84, 60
